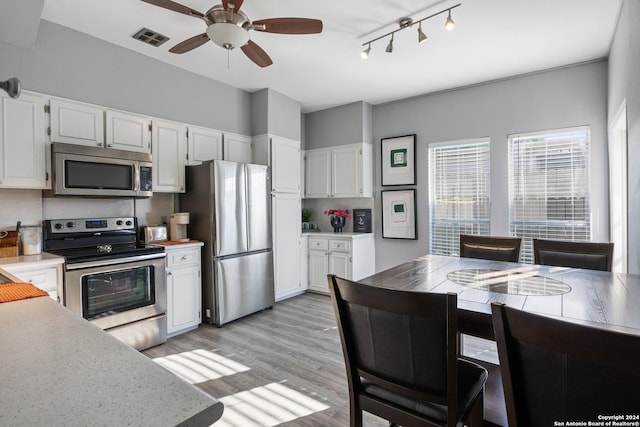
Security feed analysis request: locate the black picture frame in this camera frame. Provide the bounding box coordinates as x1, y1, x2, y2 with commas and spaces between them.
381, 134, 416, 186
381, 189, 417, 239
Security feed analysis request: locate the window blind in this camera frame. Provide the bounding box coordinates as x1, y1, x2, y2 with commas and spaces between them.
508, 126, 591, 263
429, 139, 490, 256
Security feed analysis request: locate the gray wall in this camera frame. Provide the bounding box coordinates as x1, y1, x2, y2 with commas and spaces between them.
305, 101, 373, 149
0, 21, 252, 134
373, 61, 609, 272
251, 88, 301, 140
608, 0, 640, 274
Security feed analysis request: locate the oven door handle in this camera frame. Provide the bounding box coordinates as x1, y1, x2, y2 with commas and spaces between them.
65, 252, 166, 270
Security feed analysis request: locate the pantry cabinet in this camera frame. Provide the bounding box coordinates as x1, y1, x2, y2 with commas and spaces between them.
163, 242, 203, 337
305, 143, 372, 198
186, 125, 223, 165
152, 119, 187, 193
307, 233, 375, 293
0, 91, 49, 189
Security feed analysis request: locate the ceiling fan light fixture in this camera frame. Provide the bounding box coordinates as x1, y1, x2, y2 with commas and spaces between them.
361, 43, 371, 59
445, 10, 455, 31
417, 23, 427, 44
206, 22, 250, 49
385, 34, 394, 53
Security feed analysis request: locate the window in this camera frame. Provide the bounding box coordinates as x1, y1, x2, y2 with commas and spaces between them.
429, 138, 490, 255
508, 126, 591, 263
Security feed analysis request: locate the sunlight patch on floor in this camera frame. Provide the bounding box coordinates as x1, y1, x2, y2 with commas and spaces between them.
153, 349, 250, 384
215, 382, 330, 427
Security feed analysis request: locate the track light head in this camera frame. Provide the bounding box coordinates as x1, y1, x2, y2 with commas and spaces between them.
445, 10, 455, 31
385, 34, 394, 53
417, 23, 428, 44
0, 77, 21, 98
361, 43, 371, 59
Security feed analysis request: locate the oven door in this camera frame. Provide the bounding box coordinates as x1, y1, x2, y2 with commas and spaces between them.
64, 253, 166, 331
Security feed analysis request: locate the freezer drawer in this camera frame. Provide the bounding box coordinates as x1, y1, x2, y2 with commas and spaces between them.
213, 250, 274, 326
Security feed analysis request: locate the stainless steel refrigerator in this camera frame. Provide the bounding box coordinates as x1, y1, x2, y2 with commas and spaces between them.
180, 160, 274, 326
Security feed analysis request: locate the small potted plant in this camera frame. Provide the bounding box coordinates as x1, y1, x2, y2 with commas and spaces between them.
324, 209, 350, 232
301, 208, 313, 231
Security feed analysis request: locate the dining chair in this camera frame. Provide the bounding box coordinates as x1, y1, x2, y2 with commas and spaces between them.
459, 234, 522, 263
532, 238, 614, 271
491, 302, 640, 427
328, 274, 488, 427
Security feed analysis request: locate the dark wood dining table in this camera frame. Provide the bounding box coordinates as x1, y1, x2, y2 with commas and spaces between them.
358, 254, 640, 426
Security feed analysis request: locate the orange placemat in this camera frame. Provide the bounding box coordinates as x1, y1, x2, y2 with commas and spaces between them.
0, 282, 49, 303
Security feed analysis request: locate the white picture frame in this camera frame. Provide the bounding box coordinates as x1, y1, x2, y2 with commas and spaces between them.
381, 189, 417, 239
381, 134, 416, 186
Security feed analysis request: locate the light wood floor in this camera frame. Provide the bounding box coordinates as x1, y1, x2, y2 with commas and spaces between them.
143, 292, 504, 427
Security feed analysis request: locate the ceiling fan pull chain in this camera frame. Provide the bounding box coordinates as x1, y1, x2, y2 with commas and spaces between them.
227, 48, 230, 69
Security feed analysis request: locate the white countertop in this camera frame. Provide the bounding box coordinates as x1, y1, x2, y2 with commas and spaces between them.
0, 252, 65, 269
0, 296, 223, 426
302, 231, 374, 238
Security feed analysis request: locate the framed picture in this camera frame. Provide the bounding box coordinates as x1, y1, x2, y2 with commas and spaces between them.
381, 134, 416, 186
381, 190, 417, 239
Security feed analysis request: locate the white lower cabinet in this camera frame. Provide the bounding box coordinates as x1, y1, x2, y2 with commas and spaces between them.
307, 233, 375, 294
163, 242, 203, 337
2, 255, 65, 303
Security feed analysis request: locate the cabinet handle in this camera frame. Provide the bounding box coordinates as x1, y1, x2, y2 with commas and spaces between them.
107, 144, 113, 148
181, 255, 188, 261
96, 143, 103, 147
167, 272, 172, 276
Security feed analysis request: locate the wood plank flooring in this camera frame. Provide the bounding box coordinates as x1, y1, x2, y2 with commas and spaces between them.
143, 292, 388, 426
143, 292, 505, 427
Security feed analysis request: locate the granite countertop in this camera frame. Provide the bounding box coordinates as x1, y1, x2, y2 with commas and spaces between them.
0, 296, 223, 426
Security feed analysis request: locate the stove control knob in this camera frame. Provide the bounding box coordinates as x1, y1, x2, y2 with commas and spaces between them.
66, 222, 76, 229
116, 220, 123, 226
125, 220, 133, 226
54, 223, 64, 230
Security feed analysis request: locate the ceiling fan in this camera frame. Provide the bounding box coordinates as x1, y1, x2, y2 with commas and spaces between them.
141, 0, 323, 67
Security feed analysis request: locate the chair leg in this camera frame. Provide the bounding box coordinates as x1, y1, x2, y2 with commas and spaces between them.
467, 392, 485, 427
350, 401, 363, 427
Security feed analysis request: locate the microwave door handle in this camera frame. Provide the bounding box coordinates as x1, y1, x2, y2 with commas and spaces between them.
134, 164, 140, 192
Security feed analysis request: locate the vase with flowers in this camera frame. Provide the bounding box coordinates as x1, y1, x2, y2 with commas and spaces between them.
324, 209, 350, 232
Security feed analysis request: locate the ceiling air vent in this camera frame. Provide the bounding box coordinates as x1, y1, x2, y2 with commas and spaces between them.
132, 28, 170, 47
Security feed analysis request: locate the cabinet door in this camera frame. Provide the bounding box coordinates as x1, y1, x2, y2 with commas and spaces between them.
187, 125, 223, 165
0, 91, 48, 189
273, 192, 302, 300
305, 149, 331, 198
308, 250, 329, 293
166, 264, 201, 335
50, 98, 104, 147
332, 145, 361, 198
4, 265, 59, 301
223, 133, 252, 162
105, 109, 151, 153
152, 119, 187, 193
270, 136, 300, 193
329, 251, 351, 280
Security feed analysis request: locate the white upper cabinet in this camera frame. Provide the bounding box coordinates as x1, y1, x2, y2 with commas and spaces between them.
49, 98, 105, 148
305, 149, 331, 198
152, 119, 187, 193
269, 136, 301, 193
0, 91, 49, 189
223, 133, 252, 163
306, 143, 372, 198
186, 125, 223, 165
105, 109, 151, 153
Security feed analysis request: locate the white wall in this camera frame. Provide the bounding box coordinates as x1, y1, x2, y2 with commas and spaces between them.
372, 61, 609, 272
608, 0, 640, 274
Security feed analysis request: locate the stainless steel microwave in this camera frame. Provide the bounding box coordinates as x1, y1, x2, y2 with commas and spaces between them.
48, 142, 152, 198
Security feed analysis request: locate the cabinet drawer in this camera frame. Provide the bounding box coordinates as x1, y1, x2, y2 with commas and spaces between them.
166, 248, 200, 267
309, 238, 328, 251
10, 267, 57, 294
329, 239, 350, 252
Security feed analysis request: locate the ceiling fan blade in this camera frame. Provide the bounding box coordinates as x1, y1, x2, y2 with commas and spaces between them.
241, 40, 273, 68
252, 18, 323, 34
222, 0, 244, 12
140, 0, 204, 18
169, 33, 210, 53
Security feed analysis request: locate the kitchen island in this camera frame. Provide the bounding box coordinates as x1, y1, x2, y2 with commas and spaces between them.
0, 282, 224, 427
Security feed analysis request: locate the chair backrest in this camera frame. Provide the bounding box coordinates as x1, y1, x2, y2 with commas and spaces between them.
491, 302, 640, 427
328, 274, 459, 418
459, 234, 522, 263
532, 239, 614, 271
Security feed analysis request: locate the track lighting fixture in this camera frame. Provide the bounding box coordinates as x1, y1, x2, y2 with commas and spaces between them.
385, 34, 394, 53
0, 77, 21, 98
360, 3, 460, 59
